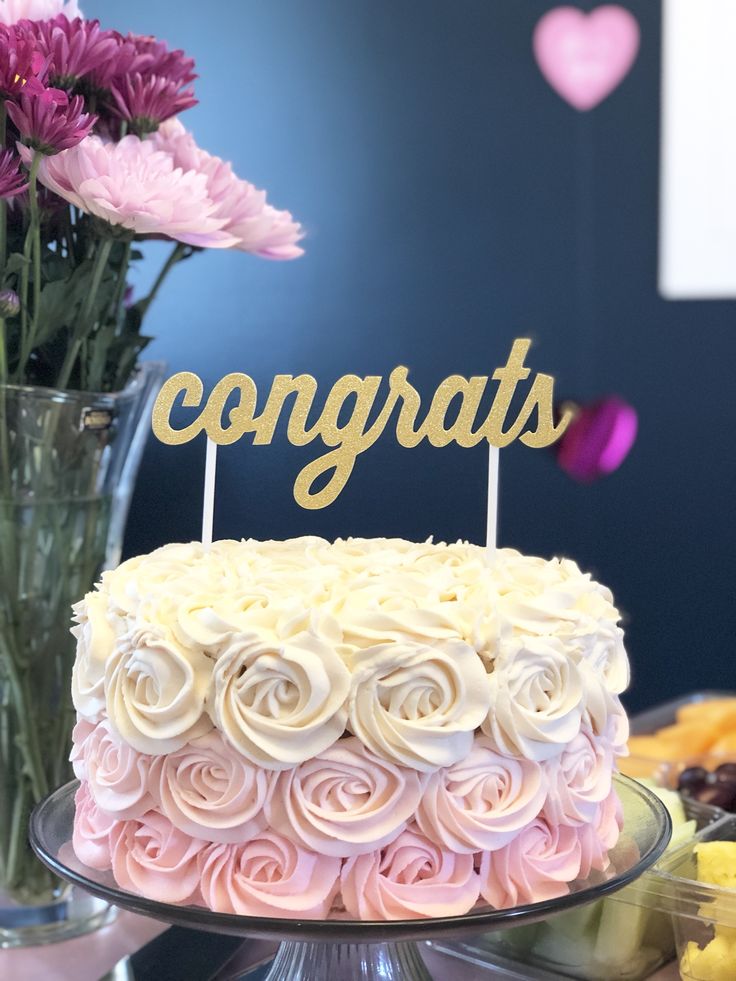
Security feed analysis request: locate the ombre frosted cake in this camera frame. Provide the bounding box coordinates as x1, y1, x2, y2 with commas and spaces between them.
69, 538, 629, 920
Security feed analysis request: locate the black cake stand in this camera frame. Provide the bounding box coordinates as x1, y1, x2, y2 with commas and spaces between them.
30, 773, 670, 980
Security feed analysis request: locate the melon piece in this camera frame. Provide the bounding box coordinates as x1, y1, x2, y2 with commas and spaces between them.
627, 735, 685, 762
677, 699, 736, 727
710, 732, 736, 755
653, 722, 719, 755
618, 755, 660, 779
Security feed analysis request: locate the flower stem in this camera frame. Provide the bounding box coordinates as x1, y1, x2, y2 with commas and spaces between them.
17, 154, 42, 381
137, 241, 187, 316
57, 237, 113, 390
109, 239, 132, 326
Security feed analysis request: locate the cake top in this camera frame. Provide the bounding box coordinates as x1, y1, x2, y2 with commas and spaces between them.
71, 537, 629, 771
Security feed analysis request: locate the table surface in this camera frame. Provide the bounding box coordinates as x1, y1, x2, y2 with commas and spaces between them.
0, 910, 682, 981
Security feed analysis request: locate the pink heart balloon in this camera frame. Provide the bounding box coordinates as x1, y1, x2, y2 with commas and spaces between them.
533, 5, 640, 111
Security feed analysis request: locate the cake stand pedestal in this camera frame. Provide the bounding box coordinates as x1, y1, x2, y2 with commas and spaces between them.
29, 774, 670, 981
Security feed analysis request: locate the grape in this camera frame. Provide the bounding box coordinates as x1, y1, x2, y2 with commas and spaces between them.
677, 766, 710, 795
714, 762, 736, 785
695, 784, 736, 811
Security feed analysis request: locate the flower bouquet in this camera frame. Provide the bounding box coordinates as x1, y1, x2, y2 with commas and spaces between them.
0, 0, 302, 941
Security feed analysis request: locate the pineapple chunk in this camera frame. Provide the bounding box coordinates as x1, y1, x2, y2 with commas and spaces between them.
695, 842, 736, 890
681, 935, 736, 980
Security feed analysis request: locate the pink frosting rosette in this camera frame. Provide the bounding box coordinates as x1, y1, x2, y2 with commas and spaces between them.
72, 783, 115, 871
83, 720, 156, 819
578, 788, 623, 878
602, 694, 629, 757
155, 729, 270, 843
340, 827, 480, 920
198, 831, 340, 918
543, 726, 613, 827
416, 735, 546, 853
69, 718, 96, 782
110, 811, 204, 904
266, 736, 424, 857
478, 816, 582, 908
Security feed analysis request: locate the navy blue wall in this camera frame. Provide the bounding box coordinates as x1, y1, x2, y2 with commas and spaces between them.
86, 0, 736, 710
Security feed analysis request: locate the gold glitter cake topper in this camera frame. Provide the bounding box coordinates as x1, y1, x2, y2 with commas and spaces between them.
152, 338, 572, 510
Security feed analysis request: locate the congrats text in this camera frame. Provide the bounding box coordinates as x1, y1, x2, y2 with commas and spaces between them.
152, 339, 572, 509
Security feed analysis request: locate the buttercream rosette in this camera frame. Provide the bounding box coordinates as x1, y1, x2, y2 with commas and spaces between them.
155, 729, 270, 842
266, 736, 424, 856
69, 536, 630, 921
340, 827, 480, 920
199, 832, 340, 918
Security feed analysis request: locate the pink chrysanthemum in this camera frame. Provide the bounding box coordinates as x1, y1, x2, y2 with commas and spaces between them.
18, 135, 239, 248
0, 149, 28, 198
0, 23, 46, 98
110, 73, 197, 136
153, 120, 304, 259
8, 87, 95, 154
31, 16, 119, 90
0, 0, 81, 25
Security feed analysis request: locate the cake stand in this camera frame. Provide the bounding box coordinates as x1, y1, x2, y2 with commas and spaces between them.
30, 774, 670, 981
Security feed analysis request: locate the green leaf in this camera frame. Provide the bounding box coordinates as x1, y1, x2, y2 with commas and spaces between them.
34, 260, 115, 349
2, 252, 29, 287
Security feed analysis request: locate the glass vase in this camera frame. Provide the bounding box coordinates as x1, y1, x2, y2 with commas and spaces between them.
0, 361, 164, 947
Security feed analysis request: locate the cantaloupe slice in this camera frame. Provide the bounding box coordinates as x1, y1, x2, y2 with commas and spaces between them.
710, 732, 736, 755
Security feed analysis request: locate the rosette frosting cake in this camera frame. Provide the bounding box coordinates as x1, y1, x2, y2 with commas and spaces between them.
70, 537, 629, 920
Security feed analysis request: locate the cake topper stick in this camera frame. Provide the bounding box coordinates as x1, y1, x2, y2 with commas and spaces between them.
486, 445, 499, 558
202, 437, 218, 550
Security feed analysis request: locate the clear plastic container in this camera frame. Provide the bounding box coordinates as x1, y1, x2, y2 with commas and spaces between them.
656, 816, 736, 980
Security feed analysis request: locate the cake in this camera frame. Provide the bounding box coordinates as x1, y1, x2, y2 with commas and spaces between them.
69, 537, 629, 920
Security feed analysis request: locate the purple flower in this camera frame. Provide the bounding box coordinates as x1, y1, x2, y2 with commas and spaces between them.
31, 16, 120, 91
110, 73, 197, 136
0, 288, 20, 316
0, 22, 46, 98
556, 396, 638, 482
0, 149, 28, 197
124, 34, 196, 87
8, 87, 95, 154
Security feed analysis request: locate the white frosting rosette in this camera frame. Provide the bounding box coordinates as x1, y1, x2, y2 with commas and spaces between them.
416, 735, 546, 852
83, 720, 155, 819
209, 627, 351, 769
328, 574, 463, 650
266, 736, 424, 856
482, 635, 584, 762
71, 591, 119, 723
347, 638, 490, 772
491, 551, 629, 696
155, 730, 270, 842
104, 627, 213, 755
